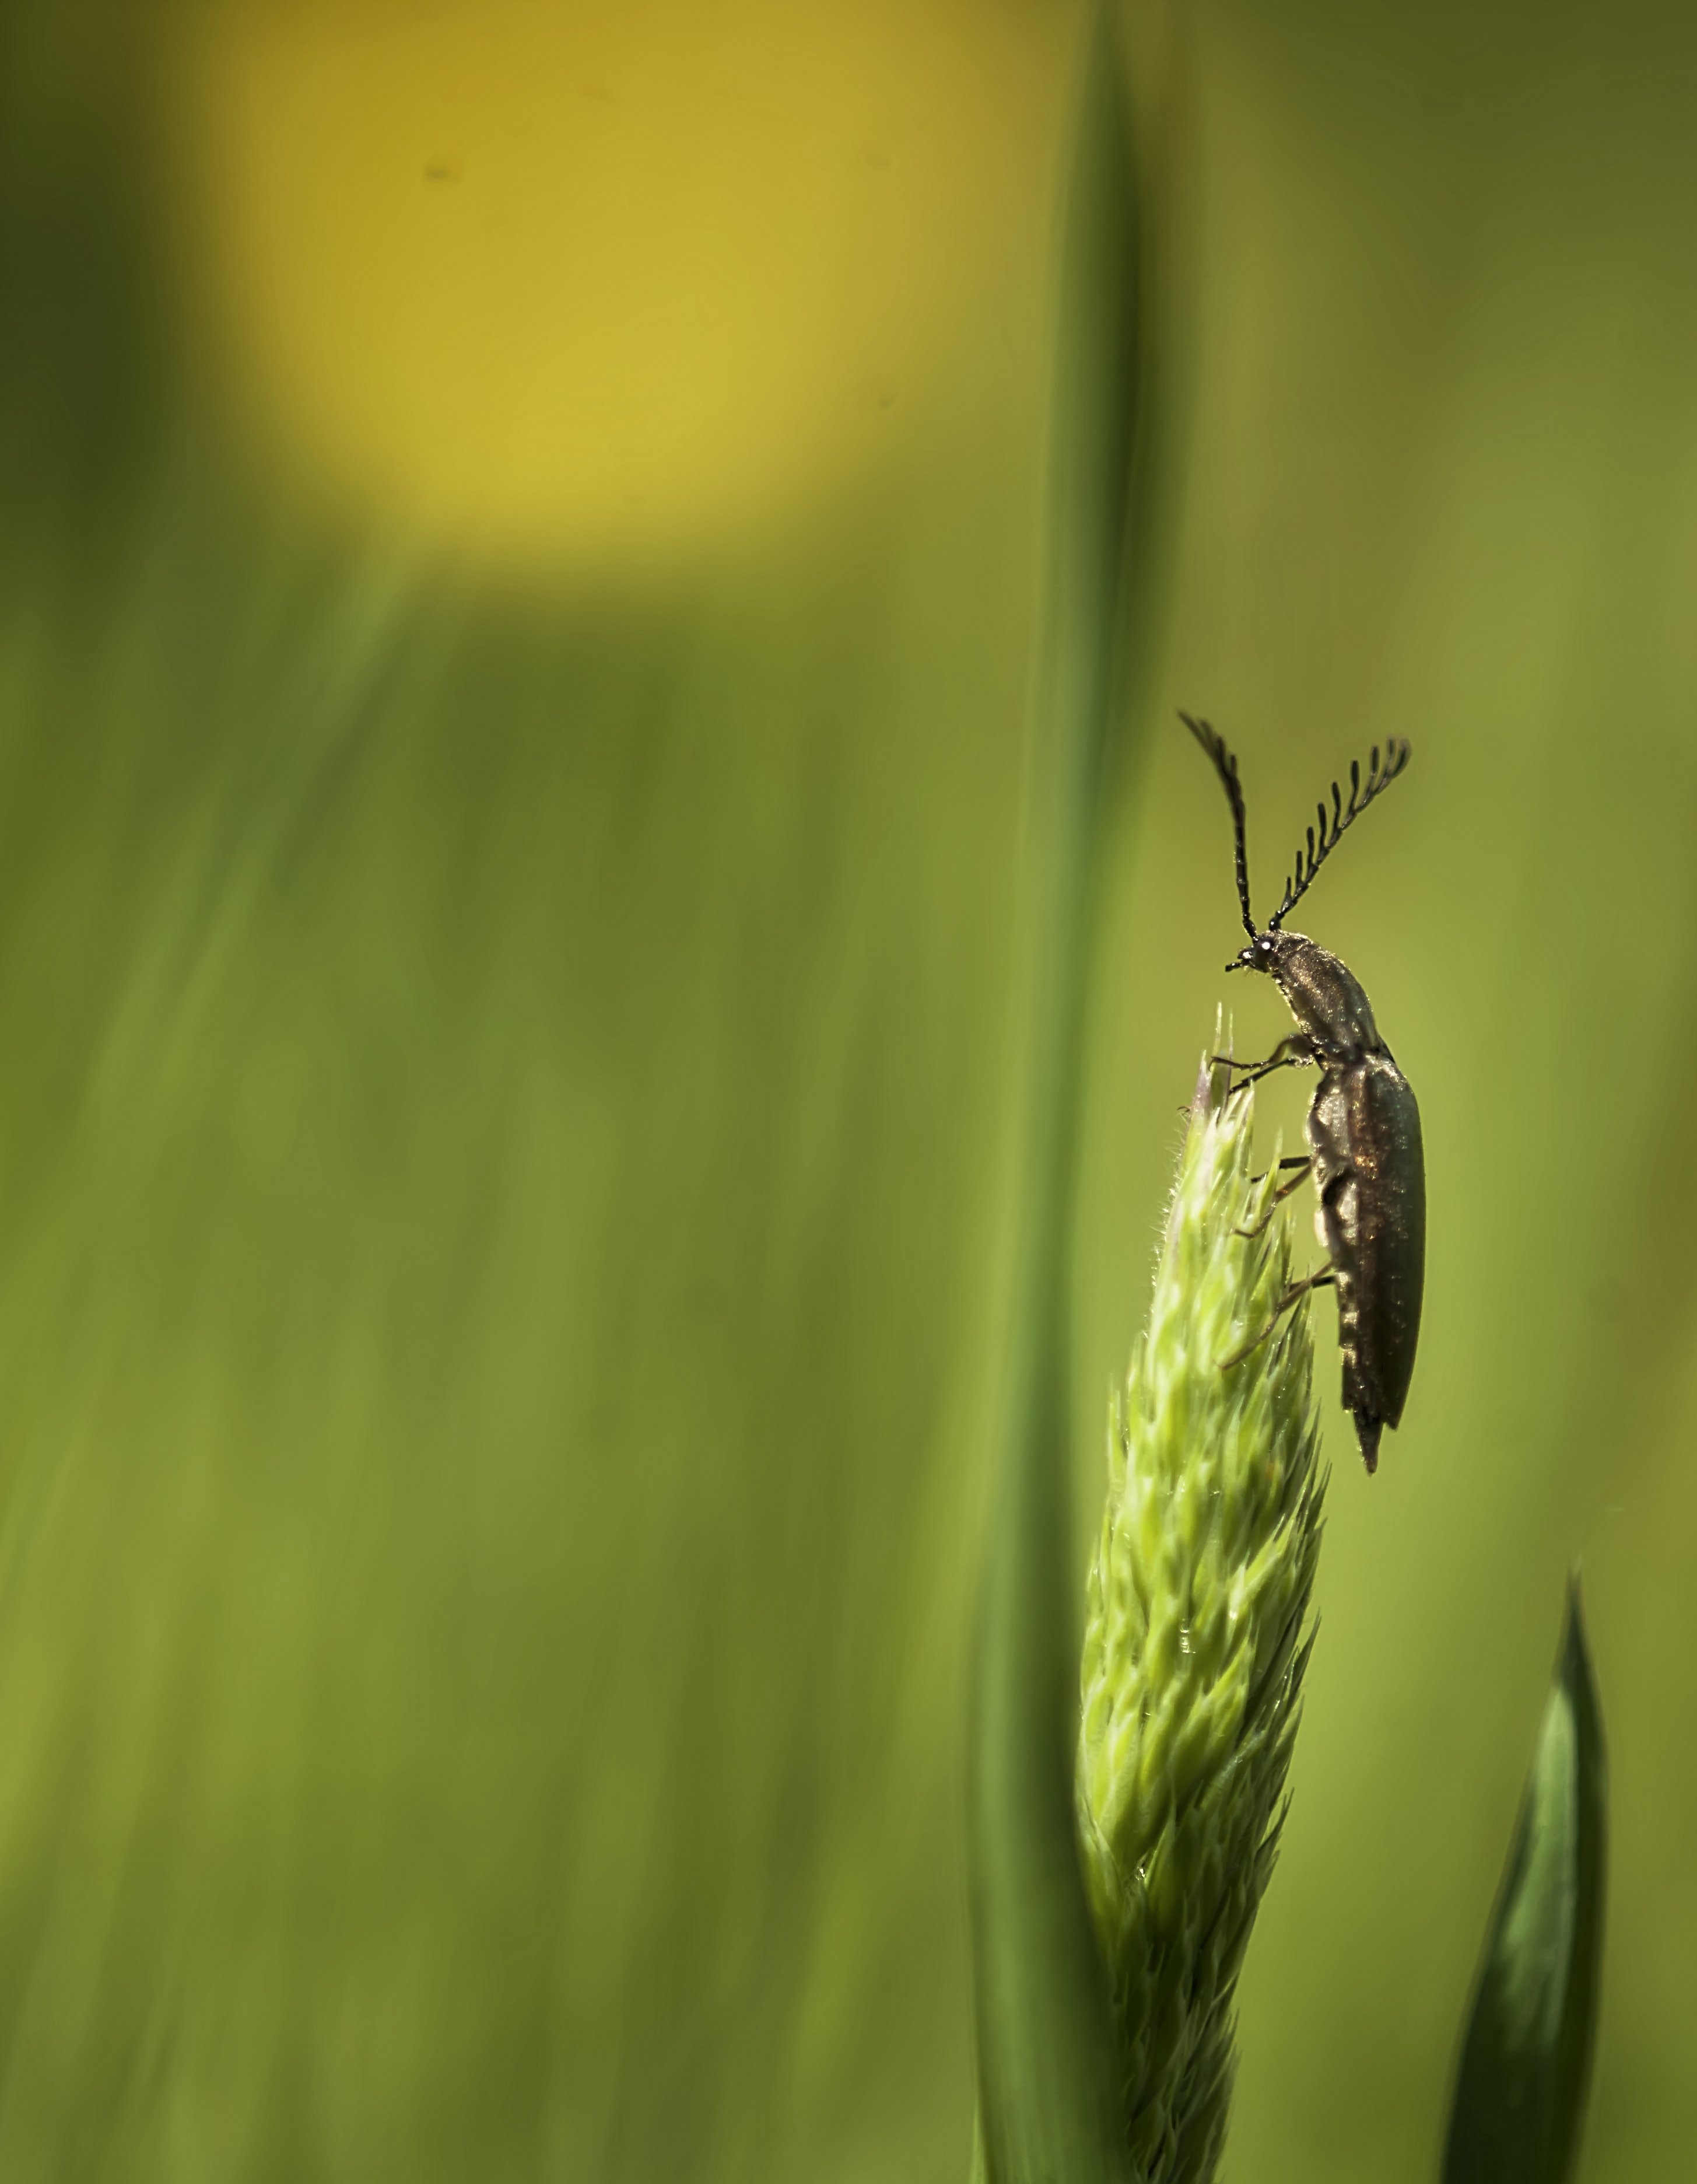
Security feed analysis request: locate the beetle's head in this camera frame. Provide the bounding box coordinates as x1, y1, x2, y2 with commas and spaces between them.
1226, 930, 1282, 978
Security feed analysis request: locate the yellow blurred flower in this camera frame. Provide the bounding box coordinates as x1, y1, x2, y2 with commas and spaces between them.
170, 0, 1064, 571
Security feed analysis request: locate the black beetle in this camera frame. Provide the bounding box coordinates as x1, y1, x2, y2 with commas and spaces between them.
1182, 712, 1424, 1475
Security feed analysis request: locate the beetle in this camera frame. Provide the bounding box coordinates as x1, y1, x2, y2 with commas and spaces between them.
1181, 711, 1424, 1474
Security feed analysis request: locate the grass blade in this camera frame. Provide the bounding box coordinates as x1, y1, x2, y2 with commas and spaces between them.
1441, 1578, 1607, 2184
967, 4, 1149, 2179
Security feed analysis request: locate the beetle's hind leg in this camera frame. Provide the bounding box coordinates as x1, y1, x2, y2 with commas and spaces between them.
1210, 1035, 1317, 1096
1236, 1157, 1314, 1238
1220, 1265, 1335, 1370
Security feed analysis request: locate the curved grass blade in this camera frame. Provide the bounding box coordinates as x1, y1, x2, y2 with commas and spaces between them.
967, 4, 1151, 2180
1441, 1578, 1607, 2184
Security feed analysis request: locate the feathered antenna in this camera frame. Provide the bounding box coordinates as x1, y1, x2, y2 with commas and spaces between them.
1181, 712, 1256, 941
1269, 738, 1411, 929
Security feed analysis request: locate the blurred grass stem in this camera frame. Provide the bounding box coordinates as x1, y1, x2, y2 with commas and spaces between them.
967, 5, 1151, 2179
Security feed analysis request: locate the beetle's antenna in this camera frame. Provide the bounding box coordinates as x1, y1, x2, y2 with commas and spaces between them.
1181, 712, 1256, 941
1268, 738, 1411, 929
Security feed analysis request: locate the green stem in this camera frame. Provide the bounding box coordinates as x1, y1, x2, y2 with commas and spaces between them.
967, 6, 1149, 2179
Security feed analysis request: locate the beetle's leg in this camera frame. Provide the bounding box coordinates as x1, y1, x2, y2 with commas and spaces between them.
1220, 1265, 1335, 1370
1219, 1054, 1303, 1094
1210, 1036, 1317, 1095
1249, 1155, 1314, 1182
1236, 1160, 1314, 1238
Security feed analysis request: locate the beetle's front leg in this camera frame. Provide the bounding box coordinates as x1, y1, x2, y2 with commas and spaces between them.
1210, 1035, 1318, 1096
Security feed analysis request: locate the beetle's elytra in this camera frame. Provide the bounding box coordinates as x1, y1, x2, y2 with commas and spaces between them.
1183, 712, 1425, 1475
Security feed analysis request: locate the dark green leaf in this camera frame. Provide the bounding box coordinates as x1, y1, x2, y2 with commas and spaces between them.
1441, 1578, 1607, 2184
966, 5, 1150, 2181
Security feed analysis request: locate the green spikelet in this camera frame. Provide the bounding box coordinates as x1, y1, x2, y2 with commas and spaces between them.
1077, 1040, 1327, 2181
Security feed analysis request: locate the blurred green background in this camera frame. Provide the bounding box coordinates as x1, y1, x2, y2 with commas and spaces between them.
0, 0, 1692, 2176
